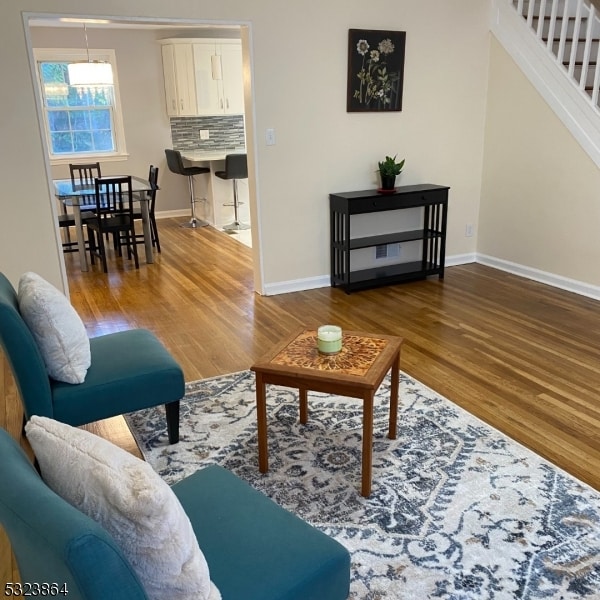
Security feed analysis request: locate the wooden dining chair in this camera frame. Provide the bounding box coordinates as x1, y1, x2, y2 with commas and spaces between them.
132, 165, 161, 253
70, 162, 102, 187
59, 162, 102, 254
86, 176, 139, 273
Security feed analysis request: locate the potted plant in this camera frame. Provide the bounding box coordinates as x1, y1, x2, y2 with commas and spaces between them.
377, 155, 405, 190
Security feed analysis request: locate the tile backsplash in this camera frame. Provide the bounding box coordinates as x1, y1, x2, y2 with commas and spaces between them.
170, 115, 246, 151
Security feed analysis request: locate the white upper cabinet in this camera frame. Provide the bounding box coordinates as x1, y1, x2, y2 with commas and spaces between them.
217, 43, 245, 115
160, 39, 244, 117
160, 43, 198, 117
192, 43, 222, 115
193, 41, 244, 116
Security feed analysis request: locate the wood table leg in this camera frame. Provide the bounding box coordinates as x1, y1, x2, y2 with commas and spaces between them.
299, 388, 308, 424
388, 350, 400, 439
361, 392, 374, 497
255, 372, 268, 473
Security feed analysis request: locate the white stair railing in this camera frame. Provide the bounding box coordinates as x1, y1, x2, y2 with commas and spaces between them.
492, 0, 600, 167
510, 0, 600, 110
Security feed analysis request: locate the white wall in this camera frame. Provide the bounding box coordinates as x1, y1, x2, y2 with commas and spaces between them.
479, 38, 600, 287
253, 1, 490, 287
0, 0, 489, 294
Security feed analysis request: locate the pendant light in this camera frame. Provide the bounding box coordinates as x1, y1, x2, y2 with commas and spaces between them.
67, 24, 113, 92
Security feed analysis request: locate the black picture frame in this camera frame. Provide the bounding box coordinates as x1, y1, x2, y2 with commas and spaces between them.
347, 29, 406, 112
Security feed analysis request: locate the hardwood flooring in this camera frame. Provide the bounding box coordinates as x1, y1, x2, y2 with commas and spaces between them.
2, 217, 600, 588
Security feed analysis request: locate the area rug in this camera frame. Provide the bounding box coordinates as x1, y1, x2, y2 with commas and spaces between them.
125, 370, 600, 599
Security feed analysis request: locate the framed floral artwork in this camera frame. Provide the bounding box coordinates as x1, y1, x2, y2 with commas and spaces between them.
347, 29, 406, 112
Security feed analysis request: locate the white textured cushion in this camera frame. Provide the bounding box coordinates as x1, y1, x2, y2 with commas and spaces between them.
17, 272, 90, 384
25, 416, 221, 600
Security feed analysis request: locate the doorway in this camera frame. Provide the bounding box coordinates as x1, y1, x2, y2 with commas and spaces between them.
24, 13, 262, 292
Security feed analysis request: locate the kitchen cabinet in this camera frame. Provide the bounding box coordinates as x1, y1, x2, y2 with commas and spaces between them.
160, 43, 197, 117
193, 41, 244, 115
160, 39, 244, 117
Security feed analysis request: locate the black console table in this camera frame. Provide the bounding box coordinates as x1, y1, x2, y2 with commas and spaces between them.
329, 184, 449, 293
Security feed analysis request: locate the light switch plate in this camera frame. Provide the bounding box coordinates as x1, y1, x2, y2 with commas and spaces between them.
266, 128, 276, 146
200, 129, 210, 140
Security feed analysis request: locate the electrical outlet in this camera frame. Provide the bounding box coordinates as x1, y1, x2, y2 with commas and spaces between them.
465, 224, 474, 237
199, 129, 210, 140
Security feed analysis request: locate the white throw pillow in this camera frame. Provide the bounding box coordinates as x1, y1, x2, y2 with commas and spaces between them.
17, 272, 90, 384
25, 416, 221, 600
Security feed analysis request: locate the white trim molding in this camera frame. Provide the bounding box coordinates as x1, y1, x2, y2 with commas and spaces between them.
155, 209, 190, 219
261, 252, 600, 300
446, 253, 477, 267
261, 253, 477, 296
476, 253, 600, 300
263, 275, 330, 296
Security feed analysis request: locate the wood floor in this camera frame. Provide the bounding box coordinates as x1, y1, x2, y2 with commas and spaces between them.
2, 217, 600, 588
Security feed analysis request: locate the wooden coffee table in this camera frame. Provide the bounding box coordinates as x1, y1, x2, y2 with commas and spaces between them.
250, 328, 404, 497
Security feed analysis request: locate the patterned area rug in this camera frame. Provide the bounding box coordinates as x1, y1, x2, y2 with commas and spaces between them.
124, 370, 600, 599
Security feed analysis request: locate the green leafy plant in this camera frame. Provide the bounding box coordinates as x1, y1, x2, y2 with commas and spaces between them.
377, 155, 405, 177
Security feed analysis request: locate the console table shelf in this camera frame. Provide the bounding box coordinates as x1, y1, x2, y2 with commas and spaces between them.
329, 184, 449, 293
349, 229, 439, 250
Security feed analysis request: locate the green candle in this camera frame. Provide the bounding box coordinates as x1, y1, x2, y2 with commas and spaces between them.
317, 325, 342, 354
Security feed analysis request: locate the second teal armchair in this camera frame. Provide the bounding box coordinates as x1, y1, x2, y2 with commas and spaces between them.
0, 272, 183, 443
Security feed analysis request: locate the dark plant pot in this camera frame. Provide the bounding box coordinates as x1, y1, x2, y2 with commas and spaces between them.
380, 174, 396, 190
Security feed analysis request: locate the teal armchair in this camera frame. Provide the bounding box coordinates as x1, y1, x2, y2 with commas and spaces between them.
0, 272, 183, 443
0, 427, 147, 599
0, 427, 351, 600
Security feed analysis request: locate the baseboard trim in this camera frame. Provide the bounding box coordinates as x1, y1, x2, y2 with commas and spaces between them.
262, 253, 477, 296
446, 253, 477, 267
155, 209, 190, 219
476, 254, 600, 301
263, 253, 600, 300
263, 276, 330, 296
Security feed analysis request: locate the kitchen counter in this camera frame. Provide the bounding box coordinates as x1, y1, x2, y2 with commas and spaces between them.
181, 148, 245, 162
177, 148, 248, 230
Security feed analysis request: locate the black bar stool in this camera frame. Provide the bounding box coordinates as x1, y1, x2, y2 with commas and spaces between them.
164, 149, 210, 228
215, 153, 250, 232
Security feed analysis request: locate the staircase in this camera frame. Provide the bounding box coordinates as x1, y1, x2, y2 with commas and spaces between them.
515, 0, 600, 106
491, 0, 600, 167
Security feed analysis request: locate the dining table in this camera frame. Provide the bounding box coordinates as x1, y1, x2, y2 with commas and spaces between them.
53, 175, 155, 272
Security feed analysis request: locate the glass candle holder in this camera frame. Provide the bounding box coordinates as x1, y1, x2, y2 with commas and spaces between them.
317, 325, 342, 355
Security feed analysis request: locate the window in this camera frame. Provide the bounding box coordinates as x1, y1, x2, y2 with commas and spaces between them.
34, 48, 127, 163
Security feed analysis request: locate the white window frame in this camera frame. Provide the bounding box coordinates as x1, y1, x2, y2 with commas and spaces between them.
33, 47, 128, 165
